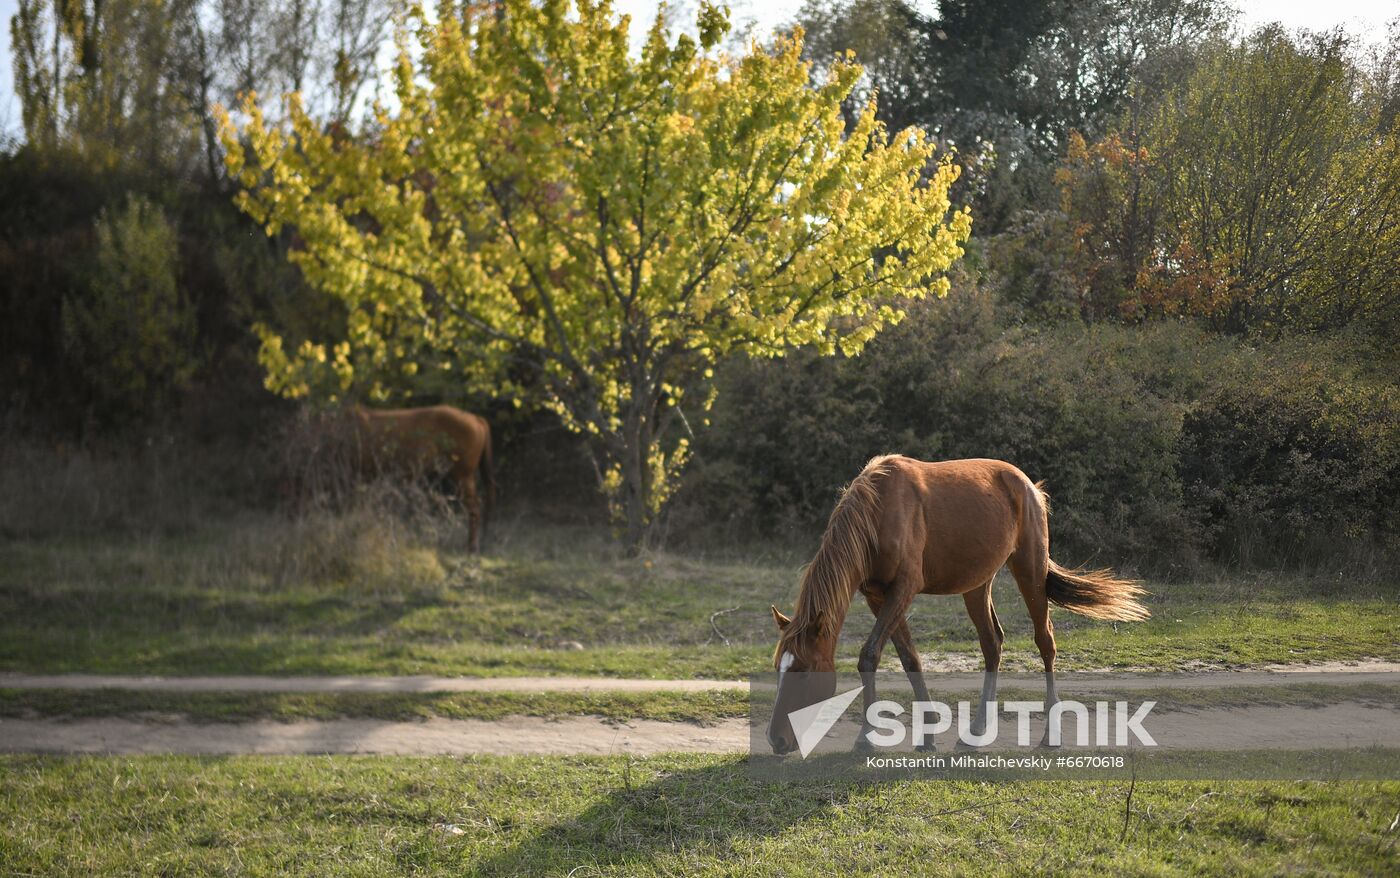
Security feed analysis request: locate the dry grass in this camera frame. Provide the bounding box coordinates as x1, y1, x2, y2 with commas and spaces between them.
0, 435, 263, 537
1, 432, 1396, 680
0, 428, 472, 591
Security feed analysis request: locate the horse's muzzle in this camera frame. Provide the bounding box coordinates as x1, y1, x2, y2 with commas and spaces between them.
767, 727, 796, 755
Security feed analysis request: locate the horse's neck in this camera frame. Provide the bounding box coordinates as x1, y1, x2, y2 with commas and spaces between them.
792, 479, 878, 659
794, 584, 855, 623
792, 562, 859, 658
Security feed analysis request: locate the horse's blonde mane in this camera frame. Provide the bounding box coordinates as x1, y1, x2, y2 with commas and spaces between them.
779, 455, 899, 659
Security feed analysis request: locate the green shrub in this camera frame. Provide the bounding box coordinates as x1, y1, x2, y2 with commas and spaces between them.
1179, 344, 1400, 565
678, 283, 1398, 570
60, 196, 196, 422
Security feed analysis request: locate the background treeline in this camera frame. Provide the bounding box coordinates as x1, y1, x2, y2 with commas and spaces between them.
3, 0, 390, 434
2, 0, 1397, 572
674, 0, 1400, 570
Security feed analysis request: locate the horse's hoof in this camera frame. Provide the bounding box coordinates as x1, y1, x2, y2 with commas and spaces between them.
853, 732, 877, 752
914, 741, 938, 754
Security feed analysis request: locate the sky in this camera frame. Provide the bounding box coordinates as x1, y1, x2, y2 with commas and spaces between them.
1, 0, 1396, 142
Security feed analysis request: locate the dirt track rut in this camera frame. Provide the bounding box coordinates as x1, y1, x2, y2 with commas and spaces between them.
2, 662, 1396, 756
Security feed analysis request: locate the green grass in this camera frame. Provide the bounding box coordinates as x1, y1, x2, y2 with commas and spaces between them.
1, 519, 1396, 679
0, 687, 747, 725
3, 518, 1395, 875
5, 683, 1396, 727
1, 754, 1396, 876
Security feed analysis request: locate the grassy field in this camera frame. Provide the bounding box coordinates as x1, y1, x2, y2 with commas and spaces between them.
0, 687, 749, 725
1, 515, 1396, 681
1, 754, 1396, 876
2, 513, 1397, 876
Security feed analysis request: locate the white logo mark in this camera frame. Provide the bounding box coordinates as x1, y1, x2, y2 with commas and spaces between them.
787, 686, 864, 758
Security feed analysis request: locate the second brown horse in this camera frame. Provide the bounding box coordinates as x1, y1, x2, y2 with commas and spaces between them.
349, 405, 496, 551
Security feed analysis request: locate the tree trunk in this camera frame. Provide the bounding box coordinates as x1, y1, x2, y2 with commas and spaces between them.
621, 444, 647, 552
618, 399, 655, 554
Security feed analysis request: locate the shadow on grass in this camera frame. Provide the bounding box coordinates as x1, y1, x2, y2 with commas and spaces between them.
467, 758, 866, 876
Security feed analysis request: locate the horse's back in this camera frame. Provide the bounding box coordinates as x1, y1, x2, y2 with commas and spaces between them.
356, 405, 488, 465
878, 456, 1033, 513
869, 456, 1035, 593
410, 406, 488, 446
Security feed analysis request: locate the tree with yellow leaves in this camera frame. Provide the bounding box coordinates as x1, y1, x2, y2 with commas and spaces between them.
219, 0, 971, 547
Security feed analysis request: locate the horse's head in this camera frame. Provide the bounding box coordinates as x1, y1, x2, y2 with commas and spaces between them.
767, 605, 838, 755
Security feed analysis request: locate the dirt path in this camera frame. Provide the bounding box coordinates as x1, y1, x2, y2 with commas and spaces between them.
3, 662, 1397, 756
3, 659, 1398, 695
3, 702, 1398, 756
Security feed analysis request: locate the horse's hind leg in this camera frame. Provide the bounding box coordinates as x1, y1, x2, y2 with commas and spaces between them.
452, 464, 482, 553
1009, 532, 1061, 744
1009, 549, 1055, 690
962, 580, 1004, 741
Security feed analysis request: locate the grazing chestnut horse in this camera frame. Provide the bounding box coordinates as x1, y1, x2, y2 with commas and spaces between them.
767, 455, 1148, 754
349, 405, 495, 551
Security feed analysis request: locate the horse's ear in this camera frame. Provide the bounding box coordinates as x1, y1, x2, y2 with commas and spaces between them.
771, 605, 791, 630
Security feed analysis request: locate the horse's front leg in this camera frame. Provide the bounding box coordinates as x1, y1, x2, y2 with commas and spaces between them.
890, 620, 937, 752
854, 586, 915, 751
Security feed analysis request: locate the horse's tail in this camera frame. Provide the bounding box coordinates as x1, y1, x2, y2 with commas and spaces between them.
1022, 479, 1148, 622
787, 456, 898, 637
1045, 561, 1150, 621
479, 422, 496, 524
